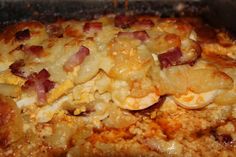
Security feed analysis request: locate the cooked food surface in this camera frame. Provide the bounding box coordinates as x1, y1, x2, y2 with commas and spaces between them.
0, 15, 236, 157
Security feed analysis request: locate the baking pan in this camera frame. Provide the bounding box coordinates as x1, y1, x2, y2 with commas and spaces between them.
0, 0, 236, 34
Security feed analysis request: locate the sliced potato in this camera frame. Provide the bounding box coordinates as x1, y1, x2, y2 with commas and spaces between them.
0, 84, 21, 97
188, 69, 233, 93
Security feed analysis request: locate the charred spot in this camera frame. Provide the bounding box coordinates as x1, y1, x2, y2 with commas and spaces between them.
15, 29, 30, 41
210, 128, 234, 146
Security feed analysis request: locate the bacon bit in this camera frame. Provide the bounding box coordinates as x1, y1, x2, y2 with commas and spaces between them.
118, 30, 149, 42
158, 47, 182, 69
34, 80, 47, 104
43, 80, 55, 93
23, 69, 55, 104
9, 59, 25, 78
83, 22, 102, 32
15, 29, 30, 41
46, 24, 64, 38
37, 69, 50, 80
63, 46, 90, 72
114, 15, 135, 29
134, 19, 154, 28
133, 31, 150, 42
22, 45, 44, 57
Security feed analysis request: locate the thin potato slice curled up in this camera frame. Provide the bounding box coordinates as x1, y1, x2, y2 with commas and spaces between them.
113, 93, 160, 110
188, 69, 233, 93
150, 65, 233, 95
74, 54, 101, 84
172, 90, 221, 109
110, 80, 160, 110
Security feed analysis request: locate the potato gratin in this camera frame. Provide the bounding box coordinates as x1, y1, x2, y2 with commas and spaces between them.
0, 15, 236, 157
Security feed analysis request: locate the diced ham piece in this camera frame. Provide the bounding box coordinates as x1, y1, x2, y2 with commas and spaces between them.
133, 31, 150, 42
23, 45, 44, 57
63, 46, 90, 72
23, 69, 55, 104
114, 15, 135, 29
36, 69, 50, 80
15, 29, 30, 41
158, 47, 182, 69
43, 80, 55, 93
118, 30, 149, 42
134, 19, 154, 28
34, 80, 47, 104
9, 59, 25, 78
83, 22, 102, 32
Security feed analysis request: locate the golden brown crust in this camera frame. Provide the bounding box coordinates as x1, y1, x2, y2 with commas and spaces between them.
0, 21, 44, 43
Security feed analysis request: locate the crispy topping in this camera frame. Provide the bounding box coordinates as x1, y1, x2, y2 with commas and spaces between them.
15, 29, 30, 41
63, 46, 90, 72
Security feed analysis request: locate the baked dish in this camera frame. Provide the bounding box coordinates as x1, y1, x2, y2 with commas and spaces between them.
0, 14, 236, 157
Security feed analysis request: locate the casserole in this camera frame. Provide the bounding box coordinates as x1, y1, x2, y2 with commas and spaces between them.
0, 1, 236, 157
